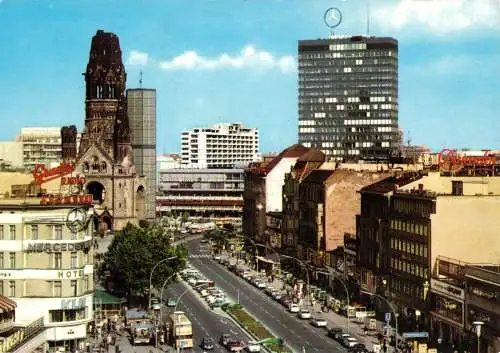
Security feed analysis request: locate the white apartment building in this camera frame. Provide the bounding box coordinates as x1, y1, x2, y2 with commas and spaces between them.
0, 200, 94, 351
181, 123, 260, 168
17, 127, 62, 171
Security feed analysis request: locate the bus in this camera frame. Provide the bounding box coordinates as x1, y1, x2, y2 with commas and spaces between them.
168, 311, 193, 349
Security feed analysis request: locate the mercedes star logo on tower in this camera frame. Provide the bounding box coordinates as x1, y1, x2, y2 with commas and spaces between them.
66, 207, 89, 233
324, 7, 343, 29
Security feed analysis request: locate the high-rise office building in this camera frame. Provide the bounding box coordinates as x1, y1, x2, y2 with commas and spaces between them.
127, 88, 157, 220
181, 122, 260, 168
17, 127, 62, 170
298, 36, 399, 161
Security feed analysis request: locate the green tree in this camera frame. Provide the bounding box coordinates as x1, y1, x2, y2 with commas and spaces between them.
181, 212, 189, 224
101, 223, 187, 299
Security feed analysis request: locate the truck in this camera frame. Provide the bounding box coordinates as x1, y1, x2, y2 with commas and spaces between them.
132, 322, 154, 345
168, 311, 193, 349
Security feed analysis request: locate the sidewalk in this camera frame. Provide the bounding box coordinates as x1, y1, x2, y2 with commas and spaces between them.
223, 252, 385, 351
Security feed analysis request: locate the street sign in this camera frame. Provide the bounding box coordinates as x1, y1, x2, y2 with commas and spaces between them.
385, 312, 391, 323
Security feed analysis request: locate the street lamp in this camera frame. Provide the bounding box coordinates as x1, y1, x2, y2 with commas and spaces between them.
157, 272, 179, 352
361, 291, 398, 352
280, 254, 311, 307
330, 274, 350, 334
149, 256, 177, 311
473, 321, 484, 353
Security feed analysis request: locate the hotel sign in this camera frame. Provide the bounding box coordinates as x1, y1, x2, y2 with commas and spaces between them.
430, 278, 464, 301
40, 194, 93, 206
438, 149, 496, 172
0, 329, 24, 353
25, 240, 92, 253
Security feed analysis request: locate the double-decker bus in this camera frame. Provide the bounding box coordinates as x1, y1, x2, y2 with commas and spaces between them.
168, 311, 193, 349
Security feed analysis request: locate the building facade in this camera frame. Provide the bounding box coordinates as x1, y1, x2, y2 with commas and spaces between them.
157, 168, 244, 219
0, 200, 94, 351
127, 88, 157, 221
298, 36, 399, 161
181, 123, 260, 169
18, 128, 62, 171
76, 30, 146, 231
0, 142, 23, 170
243, 144, 310, 244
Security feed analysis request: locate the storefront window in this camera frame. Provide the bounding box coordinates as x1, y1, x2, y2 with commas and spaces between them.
49, 308, 87, 322
431, 293, 463, 324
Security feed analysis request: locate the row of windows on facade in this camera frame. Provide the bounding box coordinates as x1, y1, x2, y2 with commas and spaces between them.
300, 112, 394, 120
0, 224, 84, 241
301, 117, 395, 126
390, 278, 425, 299
299, 50, 395, 59
299, 66, 396, 76
0, 251, 85, 269
50, 307, 87, 323
299, 134, 394, 144
299, 56, 396, 67
391, 237, 428, 258
301, 104, 396, 113
393, 198, 434, 217
299, 78, 396, 90
390, 219, 430, 236
300, 86, 395, 96
0, 277, 91, 298
391, 257, 429, 279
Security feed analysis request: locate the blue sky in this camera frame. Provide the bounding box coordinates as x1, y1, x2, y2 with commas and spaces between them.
0, 0, 498, 154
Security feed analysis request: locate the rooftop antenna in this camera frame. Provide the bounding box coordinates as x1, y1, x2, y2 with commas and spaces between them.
139, 71, 143, 89
366, 0, 371, 35
407, 130, 412, 146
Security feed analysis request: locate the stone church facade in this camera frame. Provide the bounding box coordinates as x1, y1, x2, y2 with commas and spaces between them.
72, 30, 146, 231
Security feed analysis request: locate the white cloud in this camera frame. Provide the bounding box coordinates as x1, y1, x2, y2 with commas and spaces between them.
373, 0, 500, 35
126, 50, 149, 66
158, 45, 296, 73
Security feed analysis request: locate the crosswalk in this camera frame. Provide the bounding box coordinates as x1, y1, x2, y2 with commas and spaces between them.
188, 254, 212, 259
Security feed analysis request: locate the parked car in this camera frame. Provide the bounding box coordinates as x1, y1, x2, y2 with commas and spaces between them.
342, 337, 358, 348
226, 340, 246, 352
151, 298, 161, 311
289, 303, 300, 313
213, 255, 221, 261
246, 341, 261, 352
327, 327, 343, 340
349, 343, 368, 353
220, 333, 232, 346
202, 336, 215, 350
256, 281, 266, 289
298, 309, 312, 319
167, 298, 177, 307
311, 316, 327, 327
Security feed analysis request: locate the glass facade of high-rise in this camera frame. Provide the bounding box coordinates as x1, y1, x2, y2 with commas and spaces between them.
298, 36, 399, 161
127, 88, 157, 220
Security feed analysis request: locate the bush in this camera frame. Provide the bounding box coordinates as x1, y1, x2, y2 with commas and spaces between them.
225, 305, 291, 353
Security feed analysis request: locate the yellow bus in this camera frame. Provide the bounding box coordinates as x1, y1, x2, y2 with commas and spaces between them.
169, 311, 193, 349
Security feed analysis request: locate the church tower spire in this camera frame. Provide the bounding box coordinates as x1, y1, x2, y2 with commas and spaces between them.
78, 29, 132, 163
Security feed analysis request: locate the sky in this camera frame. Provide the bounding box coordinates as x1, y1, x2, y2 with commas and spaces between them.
0, 0, 499, 154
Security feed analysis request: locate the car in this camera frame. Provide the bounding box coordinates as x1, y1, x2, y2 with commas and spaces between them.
298, 309, 312, 319
342, 337, 358, 348
200, 289, 210, 297
220, 333, 232, 346
200, 239, 209, 244
349, 343, 368, 353
256, 281, 267, 289
226, 340, 246, 352
167, 297, 177, 307
289, 303, 300, 313
327, 327, 343, 340
311, 316, 327, 327
246, 341, 261, 352
151, 298, 161, 311
213, 255, 221, 261
202, 336, 215, 350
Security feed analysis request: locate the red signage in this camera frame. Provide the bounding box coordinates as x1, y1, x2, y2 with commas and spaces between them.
32, 162, 75, 185
40, 194, 93, 206
438, 149, 496, 172
61, 176, 86, 185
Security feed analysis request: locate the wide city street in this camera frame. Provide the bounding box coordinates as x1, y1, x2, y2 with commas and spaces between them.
187, 239, 348, 353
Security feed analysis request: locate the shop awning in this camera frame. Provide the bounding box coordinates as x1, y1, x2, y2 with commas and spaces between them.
94, 289, 125, 306
256, 253, 280, 264
0, 296, 17, 313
